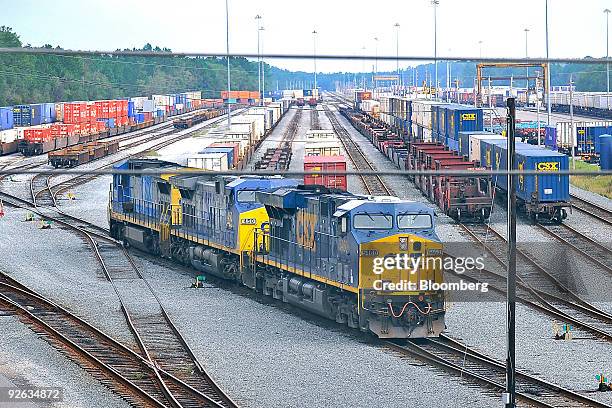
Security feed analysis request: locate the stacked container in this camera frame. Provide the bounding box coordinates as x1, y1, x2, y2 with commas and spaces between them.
0, 107, 13, 130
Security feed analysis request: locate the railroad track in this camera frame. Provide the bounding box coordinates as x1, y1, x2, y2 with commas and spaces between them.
535, 222, 612, 275
459, 222, 612, 342
1, 188, 238, 408
386, 335, 609, 408
0, 112, 246, 407
325, 97, 612, 403
255, 107, 302, 170
0, 271, 234, 408
322, 104, 393, 196
310, 107, 320, 130
570, 194, 612, 226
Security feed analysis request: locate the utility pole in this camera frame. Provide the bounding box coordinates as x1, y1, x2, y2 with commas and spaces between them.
255, 14, 262, 106
374, 36, 379, 95
394, 23, 400, 91
312, 29, 318, 92
524, 28, 529, 103
570, 75, 576, 170
225, 0, 231, 127
432, 0, 439, 100
605, 9, 611, 111
261, 26, 266, 103
545, 0, 551, 125
503, 97, 517, 408
536, 71, 541, 146
447, 49, 451, 102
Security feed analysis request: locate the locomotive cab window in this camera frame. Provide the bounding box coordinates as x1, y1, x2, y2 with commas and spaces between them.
397, 213, 432, 229
236, 190, 257, 203
353, 213, 393, 230
339, 216, 348, 234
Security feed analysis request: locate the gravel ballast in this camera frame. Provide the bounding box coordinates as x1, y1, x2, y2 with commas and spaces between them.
0, 313, 131, 408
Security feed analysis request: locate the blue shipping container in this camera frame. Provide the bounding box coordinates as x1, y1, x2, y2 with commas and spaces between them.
544, 126, 557, 150
42, 103, 56, 123
0, 107, 13, 130
446, 137, 459, 152
600, 135, 612, 170
98, 118, 115, 128
482, 139, 569, 203
444, 104, 484, 140
128, 101, 135, 117
303, 89, 313, 97
13, 105, 32, 127
201, 147, 234, 168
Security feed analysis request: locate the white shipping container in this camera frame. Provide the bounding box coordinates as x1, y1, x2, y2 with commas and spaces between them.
175, 103, 184, 111
0, 129, 18, 143
230, 123, 255, 140
55, 103, 64, 122
142, 100, 155, 112
468, 134, 505, 162
293, 89, 304, 99
361, 100, 380, 115
422, 128, 433, 142
187, 153, 229, 172
304, 141, 341, 156
244, 113, 266, 137
249, 107, 273, 130
306, 129, 335, 140
283, 90, 294, 98
130, 96, 148, 110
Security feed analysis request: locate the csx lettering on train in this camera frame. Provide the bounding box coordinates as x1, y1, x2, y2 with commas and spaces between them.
461, 113, 476, 121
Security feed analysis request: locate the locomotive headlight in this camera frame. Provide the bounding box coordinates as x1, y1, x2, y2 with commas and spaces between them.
399, 237, 409, 251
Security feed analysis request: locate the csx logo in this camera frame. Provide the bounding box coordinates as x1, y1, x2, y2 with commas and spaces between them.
537, 162, 560, 171
461, 113, 476, 121
578, 129, 585, 135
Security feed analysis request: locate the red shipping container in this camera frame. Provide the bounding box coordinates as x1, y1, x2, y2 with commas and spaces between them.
210, 142, 241, 165
50, 123, 76, 137
24, 128, 53, 142
96, 121, 107, 132
86, 103, 96, 123
120, 100, 128, 115
109, 100, 117, 117
303, 155, 347, 190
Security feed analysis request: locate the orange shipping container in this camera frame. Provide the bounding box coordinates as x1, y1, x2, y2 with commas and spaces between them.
238, 91, 250, 99
50, 123, 76, 137
303, 155, 348, 190
249, 91, 259, 99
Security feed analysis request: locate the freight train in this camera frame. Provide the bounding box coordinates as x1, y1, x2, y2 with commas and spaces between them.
346, 94, 571, 223
0, 92, 228, 157
108, 159, 446, 338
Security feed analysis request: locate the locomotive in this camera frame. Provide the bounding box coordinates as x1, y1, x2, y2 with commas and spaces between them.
109, 159, 446, 338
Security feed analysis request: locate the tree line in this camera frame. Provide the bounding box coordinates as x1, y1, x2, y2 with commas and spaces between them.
0, 26, 267, 105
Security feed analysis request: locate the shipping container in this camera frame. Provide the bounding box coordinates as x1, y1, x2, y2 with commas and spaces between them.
305, 129, 335, 140
457, 131, 504, 162
201, 146, 235, 168
187, 153, 229, 172
0, 107, 13, 130
600, 135, 612, 170
13, 105, 32, 127
304, 141, 341, 156
443, 104, 484, 140
303, 155, 347, 190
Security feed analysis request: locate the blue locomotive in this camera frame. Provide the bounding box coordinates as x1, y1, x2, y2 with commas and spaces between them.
109, 159, 446, 338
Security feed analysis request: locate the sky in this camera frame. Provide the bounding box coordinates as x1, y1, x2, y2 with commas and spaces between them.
3, 0, 612, 73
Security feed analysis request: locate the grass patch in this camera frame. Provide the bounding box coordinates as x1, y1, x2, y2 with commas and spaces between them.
569, 159, 612, 199
141, 150, 160, 157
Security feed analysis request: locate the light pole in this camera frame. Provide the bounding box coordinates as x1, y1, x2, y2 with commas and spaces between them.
524, 28, 529, 101
432, 0, 439, 100
394, 23, 400, 90
605, 9, 610, 110
260, 26, 265, 103
312, 29, 318, 93
478, 40, 483, 59
255, 14, 262, 105
225, 0, 231, 126
447, 48, 451, 102
545, 0, 551, 125
374, 36, 379, 94
361, 45, 366, 89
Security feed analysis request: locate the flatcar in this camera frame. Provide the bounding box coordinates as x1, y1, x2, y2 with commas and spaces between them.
108, 159, 445, 338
